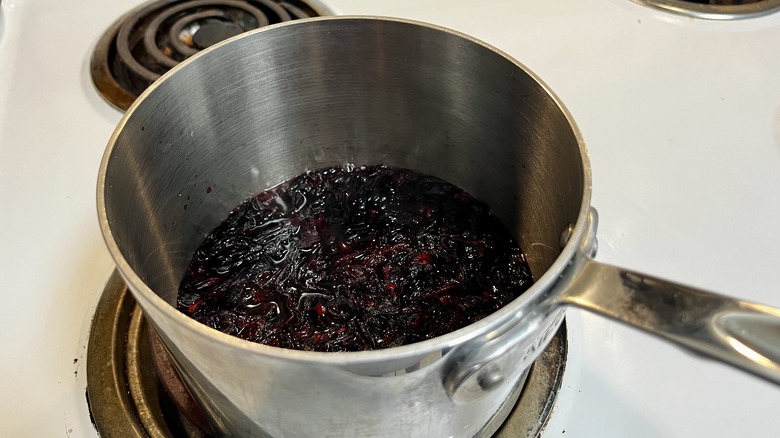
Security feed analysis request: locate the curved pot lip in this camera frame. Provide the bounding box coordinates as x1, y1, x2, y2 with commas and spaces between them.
96, 15, 593, 365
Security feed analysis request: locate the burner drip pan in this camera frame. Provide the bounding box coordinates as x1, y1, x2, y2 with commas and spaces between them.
87, 271, 568, 437
633, 0, 780, 19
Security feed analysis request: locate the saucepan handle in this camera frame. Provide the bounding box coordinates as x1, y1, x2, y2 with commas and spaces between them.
559, 258, 780, 385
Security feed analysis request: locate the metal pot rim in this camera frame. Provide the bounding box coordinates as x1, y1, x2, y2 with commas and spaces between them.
96, 15, 593, 364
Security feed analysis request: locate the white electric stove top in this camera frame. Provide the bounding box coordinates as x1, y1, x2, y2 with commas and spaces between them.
2, 0, 779, 436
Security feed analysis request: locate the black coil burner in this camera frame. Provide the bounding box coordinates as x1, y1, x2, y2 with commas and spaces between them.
91, 0, 327, 110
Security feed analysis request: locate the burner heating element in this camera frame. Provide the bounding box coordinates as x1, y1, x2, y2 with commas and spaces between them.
91, 0, 329, 110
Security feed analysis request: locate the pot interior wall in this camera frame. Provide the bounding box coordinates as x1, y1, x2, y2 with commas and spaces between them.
102, 18, 585, 305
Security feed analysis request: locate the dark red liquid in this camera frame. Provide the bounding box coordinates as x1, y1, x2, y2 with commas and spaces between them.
177, 165, 533, 352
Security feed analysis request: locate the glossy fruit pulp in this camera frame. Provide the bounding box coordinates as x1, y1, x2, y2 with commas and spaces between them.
177, 165, 533, 351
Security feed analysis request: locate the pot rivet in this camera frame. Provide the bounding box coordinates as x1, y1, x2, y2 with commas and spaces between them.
559, 223, 575, 250
477, 367, 505, 391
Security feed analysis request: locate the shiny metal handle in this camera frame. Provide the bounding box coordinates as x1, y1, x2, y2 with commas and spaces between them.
560, 258, 780, 385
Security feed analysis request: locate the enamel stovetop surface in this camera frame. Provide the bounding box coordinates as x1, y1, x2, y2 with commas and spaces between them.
1, 0, 779, 436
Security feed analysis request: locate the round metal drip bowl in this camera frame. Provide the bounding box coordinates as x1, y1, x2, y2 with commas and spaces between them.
90, 0, 332, 111
632, 0, 780, 19
86, 271, 568, 437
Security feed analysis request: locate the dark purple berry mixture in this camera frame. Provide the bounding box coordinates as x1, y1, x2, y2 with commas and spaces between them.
177, 165, 533, 352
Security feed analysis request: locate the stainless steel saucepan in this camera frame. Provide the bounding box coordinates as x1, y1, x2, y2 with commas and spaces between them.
97, 16, 780, 437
